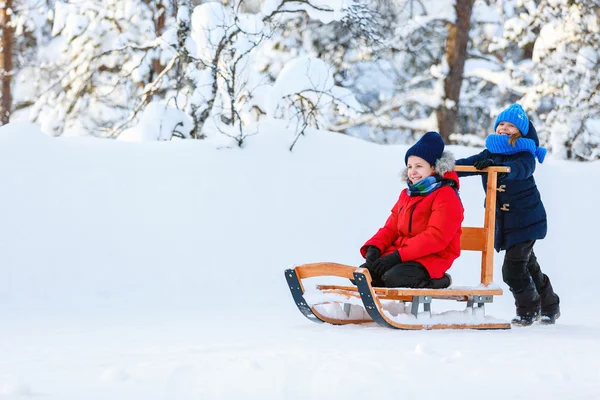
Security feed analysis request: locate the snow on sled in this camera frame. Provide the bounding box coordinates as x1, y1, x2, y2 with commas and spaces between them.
284, 166, 512, 330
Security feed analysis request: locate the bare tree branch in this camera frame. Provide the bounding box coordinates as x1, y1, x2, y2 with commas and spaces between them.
109, 54, 180, 137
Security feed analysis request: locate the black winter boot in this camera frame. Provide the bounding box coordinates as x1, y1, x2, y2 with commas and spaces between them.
526, 254, 560, 323
429, 273, 452, 289
540, 301, 560, 325
538, 280, 560, 324
511, 288, 541, 327
540, 311, 560, 325
537, 281, 560, 324
511, 310, 540, 326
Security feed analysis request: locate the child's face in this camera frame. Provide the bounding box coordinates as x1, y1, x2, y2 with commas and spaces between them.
407, 155, 435, 184
496, 121, 520, 136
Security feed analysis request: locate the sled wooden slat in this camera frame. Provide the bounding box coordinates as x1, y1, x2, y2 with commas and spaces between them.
295, 263, 356, 279
318, 286, 412, 302
376, 287, 503, 297
460, 227, 487, 251
317, 288, 362, 300
316, 284, 502, 298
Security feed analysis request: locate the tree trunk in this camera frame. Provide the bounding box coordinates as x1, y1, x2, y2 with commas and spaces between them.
152, 1, 166, 78
0, 0, 13, 126
436, 0, 474, 142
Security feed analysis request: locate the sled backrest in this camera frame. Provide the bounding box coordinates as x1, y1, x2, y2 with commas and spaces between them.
454, 166, 510, 286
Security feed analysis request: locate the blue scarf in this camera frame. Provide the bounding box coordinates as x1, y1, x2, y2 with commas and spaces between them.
485, 134, 547, 163
407, 175, 443, 196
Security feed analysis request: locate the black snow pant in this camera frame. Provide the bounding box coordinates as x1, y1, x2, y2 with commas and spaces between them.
502, 240, 560, 317
374, 261, 450, 289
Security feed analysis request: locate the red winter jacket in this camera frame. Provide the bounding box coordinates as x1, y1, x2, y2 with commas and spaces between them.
360, 171, 464, 279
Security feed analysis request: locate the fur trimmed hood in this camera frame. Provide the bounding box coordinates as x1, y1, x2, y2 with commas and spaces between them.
401, 151, 456, 182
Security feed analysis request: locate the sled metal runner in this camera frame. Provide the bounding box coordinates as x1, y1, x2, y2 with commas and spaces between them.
285, 166, 512, 330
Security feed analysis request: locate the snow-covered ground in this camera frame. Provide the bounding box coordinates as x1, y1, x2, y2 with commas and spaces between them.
1, 122, 599, 399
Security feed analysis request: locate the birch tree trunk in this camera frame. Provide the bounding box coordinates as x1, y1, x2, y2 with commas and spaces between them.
0, 0, 13, 126
436, 0, 474, 142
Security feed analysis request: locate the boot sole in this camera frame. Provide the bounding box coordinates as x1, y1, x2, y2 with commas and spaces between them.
511, 314, 541, 326
540, 311, 561, 325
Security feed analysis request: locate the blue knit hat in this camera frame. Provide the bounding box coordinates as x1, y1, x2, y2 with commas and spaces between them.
494, 104, 530, 135
404, 131, 445, 166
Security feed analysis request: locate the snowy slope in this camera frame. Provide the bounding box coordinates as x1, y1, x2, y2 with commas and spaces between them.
1, 122, 599, 400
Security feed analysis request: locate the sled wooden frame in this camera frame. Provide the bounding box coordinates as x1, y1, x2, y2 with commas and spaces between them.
285, 166, 512, 330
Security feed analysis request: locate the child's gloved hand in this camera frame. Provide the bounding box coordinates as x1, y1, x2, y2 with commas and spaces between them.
474, 159, 496, 170
371, 250, 401, 276
357, 261, 375, 273
365, 246, 381, 265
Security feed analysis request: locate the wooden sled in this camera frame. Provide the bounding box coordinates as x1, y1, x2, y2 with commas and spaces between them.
284, 166, 512, 330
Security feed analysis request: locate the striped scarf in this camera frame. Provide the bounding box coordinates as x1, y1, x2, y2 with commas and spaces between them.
407, 175, 443, 196
485, 134, 547, 163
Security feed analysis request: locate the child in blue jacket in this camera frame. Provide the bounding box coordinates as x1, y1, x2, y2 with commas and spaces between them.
455, 104, 560, 325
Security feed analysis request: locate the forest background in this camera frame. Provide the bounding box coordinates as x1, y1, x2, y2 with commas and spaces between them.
0, 0, 598, 160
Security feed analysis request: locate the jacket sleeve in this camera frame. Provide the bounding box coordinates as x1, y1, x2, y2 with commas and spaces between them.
500, 152, 536, 181
454, 150, 490, 177
398, 188, 464, 261
360, 197, 401, 257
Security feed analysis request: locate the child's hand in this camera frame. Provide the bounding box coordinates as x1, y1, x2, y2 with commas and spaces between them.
365, 246, 381, 265
474, 159, 496, 170
371, 250, 402, 276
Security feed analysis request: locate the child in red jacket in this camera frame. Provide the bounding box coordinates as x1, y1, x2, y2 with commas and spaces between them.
360, 131, 464, 288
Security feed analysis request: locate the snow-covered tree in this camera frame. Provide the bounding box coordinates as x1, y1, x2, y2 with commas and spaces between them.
289, 0, 486, 145
27, 0, 370, 146
251, 1, 385, 138
1, 0, 55, 126
11, 0, 597, 161
436, 0, 475, 141
10, 0, 55, 117
282, 0, 452, 144
448, 0, 528, 142
505, 0, 600, 160
179, 0, 368, 146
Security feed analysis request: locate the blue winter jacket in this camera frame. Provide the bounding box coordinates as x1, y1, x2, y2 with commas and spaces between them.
455, 150, 547, 252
